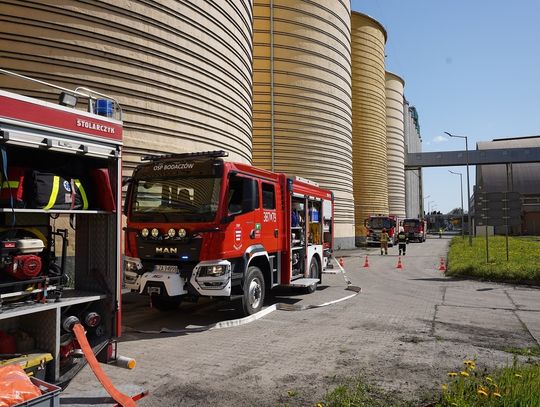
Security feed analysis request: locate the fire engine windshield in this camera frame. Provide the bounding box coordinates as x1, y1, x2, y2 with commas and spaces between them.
130, 177, 221, 222
367, 218, 394, 229
403, 219, 420, 227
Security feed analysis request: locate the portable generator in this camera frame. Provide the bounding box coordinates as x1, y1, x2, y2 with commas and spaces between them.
0, 238, 45, 280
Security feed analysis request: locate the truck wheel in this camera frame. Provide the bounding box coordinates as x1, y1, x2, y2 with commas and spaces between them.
242, 266, 265, 315
305, 258, 320, 294
151, 295, 182, 311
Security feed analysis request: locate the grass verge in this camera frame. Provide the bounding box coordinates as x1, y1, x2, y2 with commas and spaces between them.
436, 360, 540, 406
447, 236, 540, 284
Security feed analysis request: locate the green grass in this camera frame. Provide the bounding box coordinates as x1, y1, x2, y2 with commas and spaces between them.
503, 346, 540, 358
447, 236, 540, 283
319, 378, 415, 407
436, 360, 540, 406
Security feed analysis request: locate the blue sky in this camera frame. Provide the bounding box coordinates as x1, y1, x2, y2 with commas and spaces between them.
351, 0, 540, 214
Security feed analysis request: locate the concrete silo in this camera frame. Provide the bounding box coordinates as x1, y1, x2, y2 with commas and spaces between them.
404, 102, 423, 218
351, 12, 388, 243
0, 1, 254, 174
385, 72, 406, 218
252, 0, 355, 249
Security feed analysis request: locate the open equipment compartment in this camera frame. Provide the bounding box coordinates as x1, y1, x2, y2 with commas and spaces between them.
0, 69, 123, 388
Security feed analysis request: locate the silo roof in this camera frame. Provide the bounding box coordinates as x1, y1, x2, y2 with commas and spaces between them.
351, 11, 388, 43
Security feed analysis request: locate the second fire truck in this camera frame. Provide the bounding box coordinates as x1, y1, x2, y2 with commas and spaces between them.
365, 214, 400, 247
123, 151, 334, 315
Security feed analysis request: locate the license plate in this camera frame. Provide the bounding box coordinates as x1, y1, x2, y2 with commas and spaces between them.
154, 265, 179, 273
147, 286, 161, 295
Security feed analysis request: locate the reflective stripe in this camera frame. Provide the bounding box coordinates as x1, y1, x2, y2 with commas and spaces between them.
1, 181, 19, 188
74, 179, 88, 209
44, 176, 60, 210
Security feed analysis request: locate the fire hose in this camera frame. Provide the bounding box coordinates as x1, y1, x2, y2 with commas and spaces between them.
69, 322, 137, 407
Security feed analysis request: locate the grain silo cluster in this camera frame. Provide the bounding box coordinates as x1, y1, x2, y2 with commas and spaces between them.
0, 1, 421, 248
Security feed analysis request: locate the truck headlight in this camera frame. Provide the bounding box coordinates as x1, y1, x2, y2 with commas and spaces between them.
167, 228, 176, 238
151, 228, 159, 238
178, 228, 187, 238
123, 256, 143, 273
141, 228, 149, 238
200, 265, 226, 277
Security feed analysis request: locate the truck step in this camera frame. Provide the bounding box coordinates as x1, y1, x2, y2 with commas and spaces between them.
288, 278, 319, 287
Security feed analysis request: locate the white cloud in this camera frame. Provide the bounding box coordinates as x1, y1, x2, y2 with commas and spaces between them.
432, 135, 448, 143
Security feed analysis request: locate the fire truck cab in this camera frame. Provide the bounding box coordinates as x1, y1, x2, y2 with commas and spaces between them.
123, 151, 334, 315
401, 218, 427, 242
364, 215, 400, 247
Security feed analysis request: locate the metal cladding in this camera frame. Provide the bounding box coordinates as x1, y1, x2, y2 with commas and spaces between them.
351, 12, 388, 240
252, 0, 355, 248
404, 102, 423, 218
0, 1, 253, 173
385, 72, 406, 218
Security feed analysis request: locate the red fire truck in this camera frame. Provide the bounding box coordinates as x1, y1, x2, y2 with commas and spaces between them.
0, 69, 139, 400
365, 214, 400, 247
401, 218, 427, 242
123, 151, 334, 315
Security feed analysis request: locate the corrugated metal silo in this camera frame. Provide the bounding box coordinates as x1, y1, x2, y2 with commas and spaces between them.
252, 0, 355, 249
351, 12, 388, 242
0, 1, 253, 174
385, 71, 406, 218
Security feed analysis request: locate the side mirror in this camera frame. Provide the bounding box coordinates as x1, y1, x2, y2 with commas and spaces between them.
123, 180, 133, 216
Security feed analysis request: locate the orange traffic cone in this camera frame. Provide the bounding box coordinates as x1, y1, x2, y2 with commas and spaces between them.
363, 255, 369, 268
396, 256, 403, 269
338, 257, 345, 268
438, 257, 446, 271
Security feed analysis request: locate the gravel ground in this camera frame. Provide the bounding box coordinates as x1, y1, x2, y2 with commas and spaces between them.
63, 236, 540, 406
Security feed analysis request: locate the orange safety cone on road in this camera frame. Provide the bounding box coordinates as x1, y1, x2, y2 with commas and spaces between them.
363, 255, 369, 268
338, 257, 345, 268
438, 257, 446, 271
396, 256, 403, 269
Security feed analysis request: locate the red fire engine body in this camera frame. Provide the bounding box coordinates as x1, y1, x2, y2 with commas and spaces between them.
365, 214, 400, 246
0, 69, 137, 392
123, 151, 334, 315
401, 218, 427, 242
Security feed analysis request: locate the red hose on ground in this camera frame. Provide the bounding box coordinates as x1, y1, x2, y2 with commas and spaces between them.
72, 323, 136, 407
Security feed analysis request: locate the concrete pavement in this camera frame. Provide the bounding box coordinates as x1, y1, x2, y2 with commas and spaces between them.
62, 236, 540, 406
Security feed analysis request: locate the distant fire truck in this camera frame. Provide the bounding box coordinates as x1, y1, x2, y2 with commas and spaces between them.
365, 215, 400, 246
123, 151, 334, 315
401, 218, 427, 242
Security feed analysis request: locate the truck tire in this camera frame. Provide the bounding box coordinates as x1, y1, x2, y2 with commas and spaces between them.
151, 295, 182, 311
242, 266, 265, 316
305, 258, 320, 294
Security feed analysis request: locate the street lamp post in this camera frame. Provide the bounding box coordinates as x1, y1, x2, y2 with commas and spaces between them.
422, 194, 430, 217
449, 170, 465, 239
428, 200, 435, 214
445, 131, 472, 246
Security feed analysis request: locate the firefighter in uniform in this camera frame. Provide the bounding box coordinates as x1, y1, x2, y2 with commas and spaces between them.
397, 228, 408, 256
380, 228, 389, 255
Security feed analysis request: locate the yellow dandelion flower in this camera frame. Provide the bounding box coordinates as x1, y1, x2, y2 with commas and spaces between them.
448, 372, 458, 377
477, 389, 488, 397
486, 377, 493, 383
460, 371, 470, 377
442, 384, 448, 391
515, 373, 522, 378
493, 392, 502, 398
